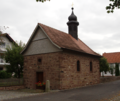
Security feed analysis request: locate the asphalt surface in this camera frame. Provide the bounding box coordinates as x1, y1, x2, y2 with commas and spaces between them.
4, 80, 120, 101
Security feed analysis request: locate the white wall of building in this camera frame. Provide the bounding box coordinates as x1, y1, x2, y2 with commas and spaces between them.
101, 63, 120, 76
0, 36, 13, 70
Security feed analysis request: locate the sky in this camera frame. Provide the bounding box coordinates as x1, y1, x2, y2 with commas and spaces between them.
0, 0, 120, 55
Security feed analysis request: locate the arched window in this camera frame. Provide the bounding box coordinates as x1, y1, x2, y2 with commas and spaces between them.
77, 60, 80, 71
90, 61, 92, 72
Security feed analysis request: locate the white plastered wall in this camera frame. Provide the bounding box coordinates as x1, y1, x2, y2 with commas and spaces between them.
23, 27, 62, 56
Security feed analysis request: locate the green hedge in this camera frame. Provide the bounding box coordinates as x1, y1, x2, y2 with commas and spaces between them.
115, 63, 119, 76
0, 70, 12, 79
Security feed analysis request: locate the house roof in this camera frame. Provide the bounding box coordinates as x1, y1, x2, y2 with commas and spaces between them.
103, 52, 120, 63
0, 33, 15, 43
21, 23, 101, 57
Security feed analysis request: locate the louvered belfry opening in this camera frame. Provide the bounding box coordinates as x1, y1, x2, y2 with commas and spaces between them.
67, 7, 79, 40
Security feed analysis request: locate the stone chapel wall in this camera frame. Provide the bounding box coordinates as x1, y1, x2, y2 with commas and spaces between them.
23, 52, 61, 90
23, 51, 100, 90
59, 51, 100, 90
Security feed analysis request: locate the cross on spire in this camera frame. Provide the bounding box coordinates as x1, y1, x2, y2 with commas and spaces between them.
72, 3, 74, 7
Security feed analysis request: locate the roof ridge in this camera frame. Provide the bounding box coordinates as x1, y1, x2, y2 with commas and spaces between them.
0, 33, 15, 43
38, 23, 68, 35
103, 52, 120, 54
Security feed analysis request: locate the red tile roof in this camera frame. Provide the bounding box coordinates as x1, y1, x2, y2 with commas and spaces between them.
39, 23, 101, 56
103, 52, 120, 63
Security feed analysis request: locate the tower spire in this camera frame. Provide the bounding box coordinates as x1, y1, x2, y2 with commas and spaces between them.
67, 7, 79, 40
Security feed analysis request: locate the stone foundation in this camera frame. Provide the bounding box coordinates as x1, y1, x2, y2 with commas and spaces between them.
0, 85, 25, 91
100, 76, 120, 83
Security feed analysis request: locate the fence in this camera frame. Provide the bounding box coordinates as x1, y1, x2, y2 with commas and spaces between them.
100, 76, 120, 83
0, 78, 23, 87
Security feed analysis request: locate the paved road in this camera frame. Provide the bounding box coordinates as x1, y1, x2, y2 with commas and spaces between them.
0, 91, 40, 101
4, 80, 120, 101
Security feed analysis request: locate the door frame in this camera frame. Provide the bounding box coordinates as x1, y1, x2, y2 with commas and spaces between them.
36, 71, 44, 82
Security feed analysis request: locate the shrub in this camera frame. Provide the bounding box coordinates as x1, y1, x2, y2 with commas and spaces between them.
7, 73, 12, 78
0, 70, 7, 79
13, 73, 23, 78
13, 73, 18, 78
0, 70, 12, 79
20, 73, 23, 78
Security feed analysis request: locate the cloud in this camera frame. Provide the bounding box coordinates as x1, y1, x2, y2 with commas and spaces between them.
0, 0, 120, 54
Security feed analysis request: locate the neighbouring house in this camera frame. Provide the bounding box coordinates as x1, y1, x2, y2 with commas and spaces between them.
102, 52, 120, 76
21, 8, 101, 90
0, 33, 15, 71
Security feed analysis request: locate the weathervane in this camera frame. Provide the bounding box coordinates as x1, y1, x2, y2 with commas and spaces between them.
72, 3, 74, 7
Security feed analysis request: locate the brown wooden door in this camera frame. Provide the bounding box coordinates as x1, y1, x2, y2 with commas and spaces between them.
36, 72, 43, 82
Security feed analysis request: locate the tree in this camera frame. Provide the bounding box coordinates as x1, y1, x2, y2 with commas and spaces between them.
0, 26, 9, 42
4, 41, 25, 78
0, 26, 9, 33
115, 63, 119, 76
106, 0, 120, 13
36, 0, 50, 3
100, 57, 109, 76
109, 66, 114, 76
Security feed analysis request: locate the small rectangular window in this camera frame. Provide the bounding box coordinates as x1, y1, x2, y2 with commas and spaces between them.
77, 60, 80, 71
37, 58, 42, 64
0, 42, 5, 48
38, 59, 41, 63
90, 61, 92, 72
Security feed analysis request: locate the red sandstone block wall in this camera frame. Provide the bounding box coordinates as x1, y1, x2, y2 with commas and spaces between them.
23, 52, 61, 90
59, 52, 100, 90
23, 51, 100, 90
0, 85, 24, 91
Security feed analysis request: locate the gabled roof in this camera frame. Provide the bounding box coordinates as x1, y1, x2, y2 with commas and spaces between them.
39, 23, 101, 56
21, 23, 101, 57
103, 52, 120, 63
0, 33, 15, 43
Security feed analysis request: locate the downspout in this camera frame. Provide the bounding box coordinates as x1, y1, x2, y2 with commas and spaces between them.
59, 52, 61, 90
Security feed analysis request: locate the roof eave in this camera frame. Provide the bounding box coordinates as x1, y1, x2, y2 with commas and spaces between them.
21, 23, 62, 55
62, 48, 102, 57
20, 24, 39, 54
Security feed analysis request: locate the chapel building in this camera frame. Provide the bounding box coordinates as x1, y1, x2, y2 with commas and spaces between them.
21, 8, 101, 90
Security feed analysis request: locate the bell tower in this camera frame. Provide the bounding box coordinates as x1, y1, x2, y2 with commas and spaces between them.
67, 8, 79, 40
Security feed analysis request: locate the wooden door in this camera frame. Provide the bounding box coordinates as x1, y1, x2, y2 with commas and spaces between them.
36, 72, 43, 82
